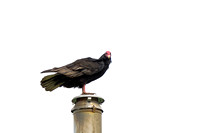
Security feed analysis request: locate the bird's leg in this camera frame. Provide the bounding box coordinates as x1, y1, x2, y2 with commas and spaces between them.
81, 84, 95, 95
82, 84, 86, 94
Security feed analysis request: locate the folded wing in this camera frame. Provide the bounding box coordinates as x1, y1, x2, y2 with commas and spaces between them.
41, 58, 105, 78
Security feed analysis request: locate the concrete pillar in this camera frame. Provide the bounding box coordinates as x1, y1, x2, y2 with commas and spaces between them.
71, 95, 104, 133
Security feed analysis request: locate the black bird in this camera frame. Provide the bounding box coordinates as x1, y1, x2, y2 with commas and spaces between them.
40, 51, 111, 94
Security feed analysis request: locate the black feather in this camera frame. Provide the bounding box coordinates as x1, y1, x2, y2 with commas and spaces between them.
40, 51, 111, 91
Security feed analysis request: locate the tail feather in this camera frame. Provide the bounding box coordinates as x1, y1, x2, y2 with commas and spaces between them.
41, 74, 65, 91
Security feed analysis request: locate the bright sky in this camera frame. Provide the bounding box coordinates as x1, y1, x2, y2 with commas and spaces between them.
0, 0, 200, 133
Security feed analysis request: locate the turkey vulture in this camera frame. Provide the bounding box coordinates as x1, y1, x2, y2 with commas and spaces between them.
40, 51, 111, 94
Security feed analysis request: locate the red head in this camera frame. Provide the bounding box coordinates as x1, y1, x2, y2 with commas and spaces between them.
105, 51, 111, 58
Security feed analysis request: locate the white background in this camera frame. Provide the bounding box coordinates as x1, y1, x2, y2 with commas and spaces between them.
0, 0, 200, 133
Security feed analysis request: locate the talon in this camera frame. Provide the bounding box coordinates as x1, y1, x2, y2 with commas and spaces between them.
81, 92, 96, 95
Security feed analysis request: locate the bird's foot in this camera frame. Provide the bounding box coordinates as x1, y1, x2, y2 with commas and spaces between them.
81, 92, 96, 95
81, 84, 95, 95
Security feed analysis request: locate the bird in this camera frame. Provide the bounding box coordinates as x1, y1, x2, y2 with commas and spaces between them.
40, 51, 111, 94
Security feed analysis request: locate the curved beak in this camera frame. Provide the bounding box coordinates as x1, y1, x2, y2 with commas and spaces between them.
107, 55, 111, 59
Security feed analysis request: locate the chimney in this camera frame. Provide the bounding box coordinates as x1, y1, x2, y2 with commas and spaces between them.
71, 95, 104, 133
